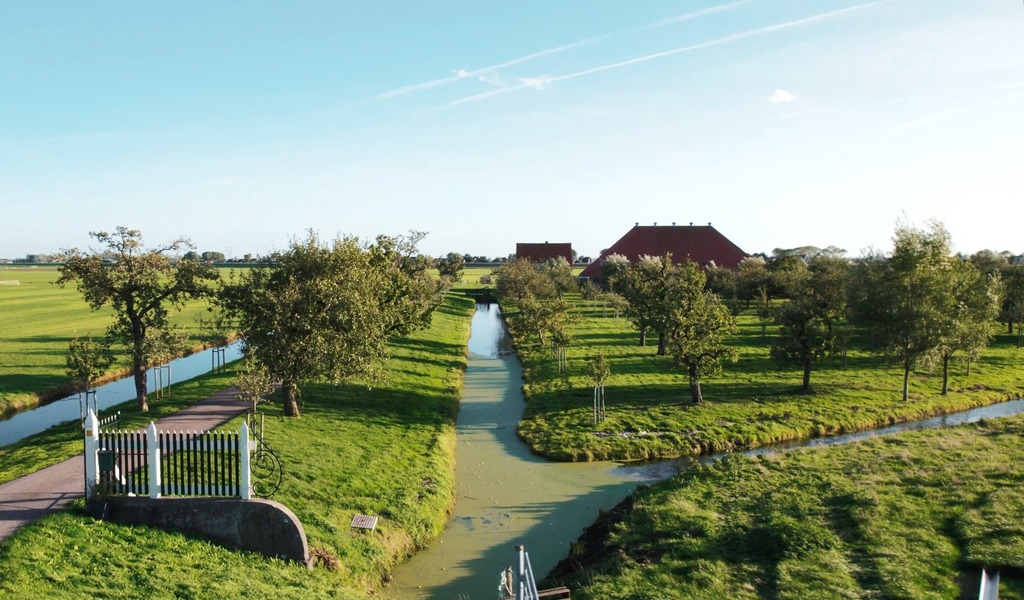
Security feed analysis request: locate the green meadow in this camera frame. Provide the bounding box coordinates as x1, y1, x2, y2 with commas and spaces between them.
545, 413, 1024, 598
0, 267, 223, 417
0, 294, 474, 598
511, 297, 1024, 461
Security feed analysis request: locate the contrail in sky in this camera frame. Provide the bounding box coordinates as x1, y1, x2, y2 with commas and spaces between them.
445, 0, 893, 107
375, 1, 750, 100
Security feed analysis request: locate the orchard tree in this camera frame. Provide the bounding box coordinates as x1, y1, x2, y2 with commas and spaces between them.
368, 232, 450, 336
602, 254, 661, 347
220, 231, 440, 418
998, 264, 1024, 342
66, 336, 116, 392
928, 259, 1000, 392
665, 261, 738, 405
493, 258, 572, 345
437, 252, 465, 283
850, 221, 957, 401
769, 261, 840, 394
539, 256, 576, 298
57, 227, 219, 412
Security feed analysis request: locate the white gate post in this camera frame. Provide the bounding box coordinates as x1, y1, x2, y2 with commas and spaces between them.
147, 422, 161, 499
240, 421, 252, 500
84, 409, 100, 499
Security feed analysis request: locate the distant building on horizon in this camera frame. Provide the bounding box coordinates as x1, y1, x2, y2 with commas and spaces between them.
579, 222, 747, 281
515, 242, 573, 264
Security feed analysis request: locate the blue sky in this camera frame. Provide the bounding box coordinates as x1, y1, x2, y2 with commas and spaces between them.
2, 1, 1022, 260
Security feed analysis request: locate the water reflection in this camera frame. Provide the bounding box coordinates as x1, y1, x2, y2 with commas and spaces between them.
0, 342, 243, 447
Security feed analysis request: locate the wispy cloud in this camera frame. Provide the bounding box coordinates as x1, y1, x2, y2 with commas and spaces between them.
769, 89, 798, 103
375, 1, 751, 101
446, 1, 893, 107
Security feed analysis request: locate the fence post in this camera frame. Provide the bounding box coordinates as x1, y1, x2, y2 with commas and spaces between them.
240, 421, 252, 500
147, 422, 161, 499
84, 409, 100, 499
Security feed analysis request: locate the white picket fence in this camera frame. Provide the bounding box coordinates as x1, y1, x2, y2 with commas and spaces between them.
83, 409, 254, 501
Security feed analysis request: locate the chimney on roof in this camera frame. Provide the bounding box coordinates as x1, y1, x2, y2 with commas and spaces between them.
689, 222, 693, 226
672, 222, 676, 227
708, 222, 712, 226
654, 222, 657, 227
635, 222, 639, 227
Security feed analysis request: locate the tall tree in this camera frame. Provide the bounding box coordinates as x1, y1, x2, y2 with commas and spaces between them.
850, 221, 957, 401
665, 261, 738, 404
57, 227, 219, 412
220, 232, 438, 417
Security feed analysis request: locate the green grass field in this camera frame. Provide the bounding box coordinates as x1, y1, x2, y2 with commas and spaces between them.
545, 412, 1024, 599
0, 267, 225, 417
511, 296, 1024, 461
0, 293, 474, 598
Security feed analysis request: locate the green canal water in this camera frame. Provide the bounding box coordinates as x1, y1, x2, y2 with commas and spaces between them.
385, 304, 644, 599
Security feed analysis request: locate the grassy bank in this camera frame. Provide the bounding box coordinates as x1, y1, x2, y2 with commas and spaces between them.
511, 298, 1024, 461
0, 268, 223, 417
0, 293, 475, 598
545, 412, 1024, 598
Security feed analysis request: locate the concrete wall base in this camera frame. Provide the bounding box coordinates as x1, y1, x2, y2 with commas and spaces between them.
96, 497, 310, 567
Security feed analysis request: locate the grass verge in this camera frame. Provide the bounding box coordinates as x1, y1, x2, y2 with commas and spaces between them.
544, 413, 1024, 598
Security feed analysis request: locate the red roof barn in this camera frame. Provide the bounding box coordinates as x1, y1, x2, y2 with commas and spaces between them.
516, 242, 573, 264
580, 223, 746, 280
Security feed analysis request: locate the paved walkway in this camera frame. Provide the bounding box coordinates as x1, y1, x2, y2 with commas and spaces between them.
0, 387, 250, 542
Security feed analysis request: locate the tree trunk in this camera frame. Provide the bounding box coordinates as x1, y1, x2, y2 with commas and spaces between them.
902, 358, 911, 401
941, 354, 950, 395
689, 368, 703, 404
802, 357, 812, 393
657, 332, 667, 356
134, 366, 149, 412
966, 359, 972, 376
132, 328, 149, 412
282, 380, 301, 417
638, 327, 647, 347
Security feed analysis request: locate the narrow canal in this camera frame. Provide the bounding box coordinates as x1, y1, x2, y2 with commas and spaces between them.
0, 342, 244, 447
387, 303, 1024, 599
386, 305, 644, 599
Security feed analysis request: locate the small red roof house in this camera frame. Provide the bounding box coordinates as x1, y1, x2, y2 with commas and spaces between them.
516, 242, 573, 264
580, 223, 746, 280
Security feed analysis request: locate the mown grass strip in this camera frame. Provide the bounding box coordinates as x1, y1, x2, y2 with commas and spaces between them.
0, 293, 474, 598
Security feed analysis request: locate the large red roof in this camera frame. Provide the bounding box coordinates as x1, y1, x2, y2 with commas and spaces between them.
580, 224, 746, 279
516, 242, 573, 264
